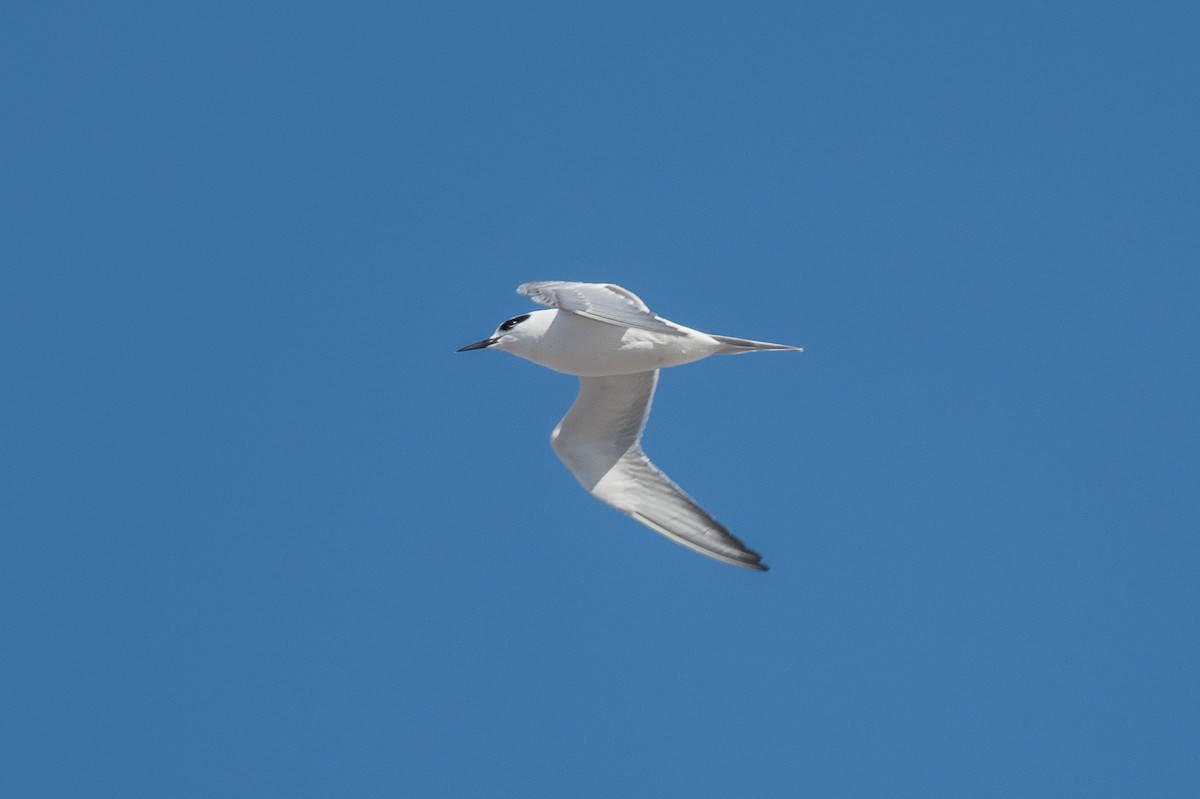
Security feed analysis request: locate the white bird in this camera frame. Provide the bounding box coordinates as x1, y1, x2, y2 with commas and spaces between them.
457, 281, 802, 571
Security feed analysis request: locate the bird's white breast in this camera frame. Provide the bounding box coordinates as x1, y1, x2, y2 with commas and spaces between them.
514, 311, 720, 376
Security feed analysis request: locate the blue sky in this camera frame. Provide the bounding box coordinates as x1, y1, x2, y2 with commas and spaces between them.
3, 1, 1198, 796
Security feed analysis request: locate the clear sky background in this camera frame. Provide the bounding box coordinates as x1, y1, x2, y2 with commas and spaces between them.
3, 2, 1197, 796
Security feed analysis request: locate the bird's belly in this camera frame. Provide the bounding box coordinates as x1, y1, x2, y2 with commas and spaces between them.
529, 317, 717, 376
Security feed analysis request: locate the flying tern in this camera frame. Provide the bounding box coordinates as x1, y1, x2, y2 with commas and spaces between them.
457, 281, 801, 570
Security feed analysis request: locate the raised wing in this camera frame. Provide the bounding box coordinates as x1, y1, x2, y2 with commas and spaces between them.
550, 370, 767, 571
518, 281, 685, 335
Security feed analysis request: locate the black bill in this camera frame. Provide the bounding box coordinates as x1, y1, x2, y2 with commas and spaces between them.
455, 337, 497, 352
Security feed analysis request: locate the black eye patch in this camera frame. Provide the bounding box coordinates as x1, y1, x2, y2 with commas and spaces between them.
499, 314, 530, 331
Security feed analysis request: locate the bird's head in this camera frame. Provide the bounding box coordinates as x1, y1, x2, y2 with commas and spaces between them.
455, 310, 551, 356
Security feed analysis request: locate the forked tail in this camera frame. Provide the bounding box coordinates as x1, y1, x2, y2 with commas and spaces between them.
712, 334, 803, 355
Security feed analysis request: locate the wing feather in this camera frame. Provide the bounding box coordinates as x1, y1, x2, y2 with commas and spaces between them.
518, 281, 685, 335
550, 371, 767, 571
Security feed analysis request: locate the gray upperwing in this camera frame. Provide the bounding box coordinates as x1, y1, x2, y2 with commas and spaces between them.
518, 281, 685, 335
550, 371, 767, 571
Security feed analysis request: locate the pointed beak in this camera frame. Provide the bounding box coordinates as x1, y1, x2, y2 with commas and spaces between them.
455, 337, 498, 352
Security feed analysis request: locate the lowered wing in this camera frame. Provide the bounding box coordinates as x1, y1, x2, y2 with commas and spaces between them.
550, 369, 767, 571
